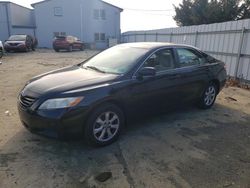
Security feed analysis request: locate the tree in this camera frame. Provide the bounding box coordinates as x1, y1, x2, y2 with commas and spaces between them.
174, 0, 195, 26
241, 0, 250, 19
174, 0, 250, 26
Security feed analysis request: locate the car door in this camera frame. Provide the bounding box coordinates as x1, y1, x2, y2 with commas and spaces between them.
26, 36, 31, 48
128, 48, 181, 112
72, 37, 78, 49
173, 47, 211, 102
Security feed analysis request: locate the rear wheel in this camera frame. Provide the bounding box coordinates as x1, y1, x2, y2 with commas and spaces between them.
198, 83, 217, 109
84, 104, 124, 146
68, 45, 73, 52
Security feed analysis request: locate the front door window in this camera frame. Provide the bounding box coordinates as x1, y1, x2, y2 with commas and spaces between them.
143, 49, 175, 72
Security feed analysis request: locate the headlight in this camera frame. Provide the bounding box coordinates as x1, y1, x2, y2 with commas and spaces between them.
39, 97, 84, 110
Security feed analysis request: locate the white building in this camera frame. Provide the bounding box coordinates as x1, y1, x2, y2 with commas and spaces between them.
0, 2, 36, 41
32, 0, 123, 49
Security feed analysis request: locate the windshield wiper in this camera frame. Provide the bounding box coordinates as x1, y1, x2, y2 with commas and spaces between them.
85, 66, 106, 73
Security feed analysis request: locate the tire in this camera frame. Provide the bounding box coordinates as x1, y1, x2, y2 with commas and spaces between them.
54, 48, 59, 52
0, 49, 3, 58
84, 103, 124, 146
80, 45, 84, 51
68, 45, 73, 52
24, 46, 29, 52
198, 83, 218, 109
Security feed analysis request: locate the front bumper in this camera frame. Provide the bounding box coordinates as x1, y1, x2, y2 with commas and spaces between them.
18, 103, 88, 138
5, 45, 27, 51
53, 44, 70, 50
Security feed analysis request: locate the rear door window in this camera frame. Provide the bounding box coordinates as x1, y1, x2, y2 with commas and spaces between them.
176, 48, 206, 67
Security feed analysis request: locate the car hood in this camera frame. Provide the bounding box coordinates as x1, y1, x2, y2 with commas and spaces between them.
5, 40, 25, 44
22, 66, 118, 97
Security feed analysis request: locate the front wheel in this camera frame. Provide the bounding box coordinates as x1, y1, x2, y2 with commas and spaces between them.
84, 104, 124, 146
0, 49, 3, 58
24, 46, 29, 52
198, 83, 217, 109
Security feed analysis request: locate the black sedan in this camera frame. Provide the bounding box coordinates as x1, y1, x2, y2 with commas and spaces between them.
18, 43, 227, 146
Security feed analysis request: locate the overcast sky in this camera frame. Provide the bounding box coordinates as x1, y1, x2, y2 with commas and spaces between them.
0, 0, 182, 32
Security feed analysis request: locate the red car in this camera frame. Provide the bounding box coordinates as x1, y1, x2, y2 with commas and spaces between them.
53, 36, 84, 52
4, 35, 37, 52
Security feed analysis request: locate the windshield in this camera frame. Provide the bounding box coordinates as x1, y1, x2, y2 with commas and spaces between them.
83, 45, 148, 74
8, 35, 26, 41
55, 36, 66, 40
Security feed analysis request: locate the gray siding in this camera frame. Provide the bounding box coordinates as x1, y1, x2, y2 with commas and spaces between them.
82, 0, 121, 49
11, 27, 36, 36
0, 2, 35, 41
121, 19, 250, 82
0, 3, 10, 41
34, 0, 82, 48
34, 0, 121, 49
10, 3, 35, 27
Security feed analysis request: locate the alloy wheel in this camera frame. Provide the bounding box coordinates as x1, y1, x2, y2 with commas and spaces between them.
93, 111, 120, 142
204, 85, 216, 106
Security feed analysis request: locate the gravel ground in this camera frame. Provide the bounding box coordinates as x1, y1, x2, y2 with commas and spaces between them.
0, 50, 250, 188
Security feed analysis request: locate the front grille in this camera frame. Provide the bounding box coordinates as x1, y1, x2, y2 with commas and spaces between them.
19, 95, 36, 109
9, 43, 18, 46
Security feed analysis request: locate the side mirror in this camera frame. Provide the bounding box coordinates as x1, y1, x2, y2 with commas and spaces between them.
138, 67, 156, 77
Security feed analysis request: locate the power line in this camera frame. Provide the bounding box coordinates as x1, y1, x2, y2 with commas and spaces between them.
131, 12, 174, 16
123, 8, 174, 12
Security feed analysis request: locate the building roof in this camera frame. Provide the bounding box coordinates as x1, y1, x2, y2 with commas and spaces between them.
31, 0, 123, 11
0, 1, 33, 10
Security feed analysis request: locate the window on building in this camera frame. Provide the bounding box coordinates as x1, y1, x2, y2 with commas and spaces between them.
94, 33, 100, 41
53, 32, 66, 37
94, 33, 106, 42
100, 33, 106, 41
93, 9, 106, 20
100, 9, 106, 20
54, 7, 63, 16
60, 32, 66, 36
94, 9, 99, 19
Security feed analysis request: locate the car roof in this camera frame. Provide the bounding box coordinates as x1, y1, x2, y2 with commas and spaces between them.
10, 34, 27, 37
117, 42, 198, 50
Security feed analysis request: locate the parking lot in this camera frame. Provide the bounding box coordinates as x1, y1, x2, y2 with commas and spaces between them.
0, 50, 250, 188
